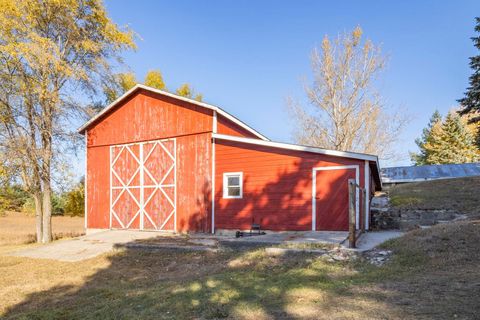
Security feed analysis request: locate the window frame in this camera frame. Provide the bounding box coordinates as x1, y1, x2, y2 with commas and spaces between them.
223, 172, 243, 199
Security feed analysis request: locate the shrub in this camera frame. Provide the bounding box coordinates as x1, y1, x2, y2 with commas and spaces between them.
63, 182, 84, 217
0, 185, 30, 214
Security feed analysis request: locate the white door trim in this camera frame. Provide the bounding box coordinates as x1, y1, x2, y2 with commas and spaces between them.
312, 165, 360, 231
211, 110, 217, 234
364, 160, 370, 230
109, 138, 177, 231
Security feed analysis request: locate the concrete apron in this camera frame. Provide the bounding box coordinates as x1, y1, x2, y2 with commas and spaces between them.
215, 230, 349, 245
7, 230, 165, 262
7, 229, 404, 262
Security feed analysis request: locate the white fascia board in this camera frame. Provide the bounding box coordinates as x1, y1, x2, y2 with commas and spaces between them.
77, 84, 269, 141
212, 133, 380, 163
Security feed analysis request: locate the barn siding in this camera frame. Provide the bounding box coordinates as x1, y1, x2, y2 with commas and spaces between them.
216, 114, 260, 139
86, 145, 110, 229
87, 89, 213, 147
214, 140, 365, 231
84, 87, 376, 233
86, 90, 213, 232
175, 132, 212, 233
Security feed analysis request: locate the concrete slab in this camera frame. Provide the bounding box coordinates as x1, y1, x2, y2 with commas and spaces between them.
216, 231, 349, 246
8, 230, 165, 262
352, 231, 404, 252
8, 229, 398, 261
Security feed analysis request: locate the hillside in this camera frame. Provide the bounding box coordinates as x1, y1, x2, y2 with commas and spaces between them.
388, 176, 480, 219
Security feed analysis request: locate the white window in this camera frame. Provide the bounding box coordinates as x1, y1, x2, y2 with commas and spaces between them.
223, 172, 243, 199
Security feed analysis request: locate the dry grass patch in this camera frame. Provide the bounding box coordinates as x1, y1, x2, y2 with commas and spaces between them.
0, 211, 85, 245
371, 221, 480, 319
1, 221, 479, 319
389, 176, 480, 218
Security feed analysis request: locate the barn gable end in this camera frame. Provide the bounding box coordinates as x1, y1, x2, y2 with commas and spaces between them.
86, 89, 214, 148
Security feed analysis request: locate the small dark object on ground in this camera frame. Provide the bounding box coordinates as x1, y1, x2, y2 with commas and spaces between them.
235, 230, 266, 238
235, 218, 266, 238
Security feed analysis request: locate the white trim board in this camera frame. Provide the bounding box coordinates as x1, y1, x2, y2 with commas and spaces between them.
84, 130, 88, 229
78, 84, 268, 141
213, 133, 379, 163
364, 160, 370, 230
311, 165, 360, 231
211, 111, 217, 234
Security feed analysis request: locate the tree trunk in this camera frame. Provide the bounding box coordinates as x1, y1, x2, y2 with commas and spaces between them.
42, 186, 52, 243
33, 192, 43, 243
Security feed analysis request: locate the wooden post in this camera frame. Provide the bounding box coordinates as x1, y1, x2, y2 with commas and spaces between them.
348, 179, 356, 248
361, 188, 366, 233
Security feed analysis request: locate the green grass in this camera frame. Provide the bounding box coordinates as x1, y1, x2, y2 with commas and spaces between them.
389, 195, 421, 207
3, 221, 480, 319
388, 176, 480, 218
3, 173, 480, 319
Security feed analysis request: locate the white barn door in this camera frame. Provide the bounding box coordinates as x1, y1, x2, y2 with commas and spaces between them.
109, 138, 177, 231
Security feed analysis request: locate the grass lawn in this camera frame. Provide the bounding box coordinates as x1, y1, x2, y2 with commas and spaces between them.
1, 177, 479, 319
0, 211, 85, 245
1, 220, 479, 319
388, 176, 480, 218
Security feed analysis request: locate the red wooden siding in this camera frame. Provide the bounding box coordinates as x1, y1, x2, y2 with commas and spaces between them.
216, 114, 260, 139
84, 86, 378, 233
86, 90, 213, 232
315, 168, 356, 231
86, 145, 110, 229
175, 133, 212, 232
87, 89, 213, 147
214, 140, 366, 231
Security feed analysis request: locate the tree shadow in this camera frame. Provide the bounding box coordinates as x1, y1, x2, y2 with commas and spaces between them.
3, 242, 410, 319
179, 154, 358, 233
3, 157, 380, 319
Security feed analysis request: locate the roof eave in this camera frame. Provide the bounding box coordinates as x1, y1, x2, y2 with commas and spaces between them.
212, 133, 382, 188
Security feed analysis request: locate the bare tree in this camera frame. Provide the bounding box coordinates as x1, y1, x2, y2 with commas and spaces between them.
289, 27, 407, 159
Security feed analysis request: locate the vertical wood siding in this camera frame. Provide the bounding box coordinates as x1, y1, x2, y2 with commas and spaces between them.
87, 89, 213, 147
86, 145, 110, 228
315, 168, 356, 231
216, 114, 260, 138
86, 90, 212, 232
85, 88, 376, 233
215, 140, 365, 231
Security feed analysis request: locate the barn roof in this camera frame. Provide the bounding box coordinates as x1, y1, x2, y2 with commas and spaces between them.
77, 84, 269, 141
381, 162, 480, 183
78, 84, 382, 189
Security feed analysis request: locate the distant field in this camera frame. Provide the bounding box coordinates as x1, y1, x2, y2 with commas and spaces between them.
0, 212, 85, 245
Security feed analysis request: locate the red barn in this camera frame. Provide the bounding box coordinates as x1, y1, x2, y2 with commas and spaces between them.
79, 84, 381, 234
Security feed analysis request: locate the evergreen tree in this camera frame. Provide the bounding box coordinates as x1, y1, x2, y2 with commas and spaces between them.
411, 110, 442, 165
433, 112, 479, 164
458, 17, 480, 122
424, 113, 479, 164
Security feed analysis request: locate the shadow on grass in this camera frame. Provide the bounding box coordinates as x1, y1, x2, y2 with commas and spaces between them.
4, 221, 480, 320
3, 242, 408, 320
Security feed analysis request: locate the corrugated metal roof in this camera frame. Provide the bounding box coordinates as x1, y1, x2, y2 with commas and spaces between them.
381, 162, 480, 183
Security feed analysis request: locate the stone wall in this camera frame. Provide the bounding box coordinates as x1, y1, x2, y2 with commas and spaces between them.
370, 192, 465, 231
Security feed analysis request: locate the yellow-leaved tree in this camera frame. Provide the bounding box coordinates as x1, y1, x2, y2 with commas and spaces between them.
0, 0, 135, 243
103, 70, 203, 104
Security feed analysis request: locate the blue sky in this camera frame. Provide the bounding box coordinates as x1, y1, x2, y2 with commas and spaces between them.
103, 0, 480, 167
